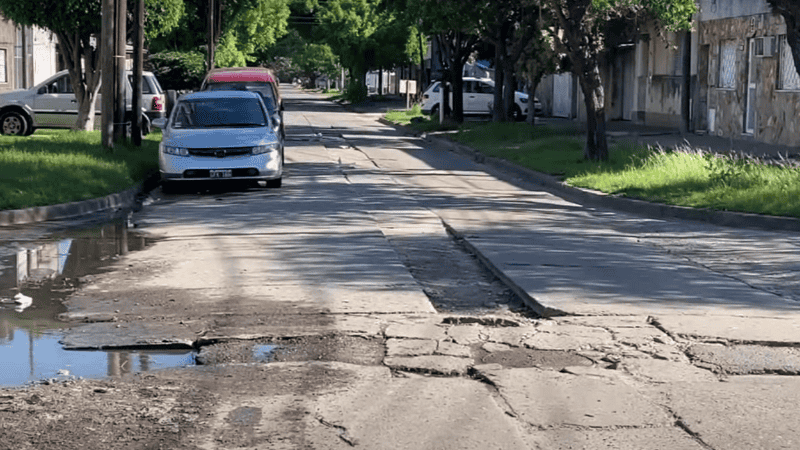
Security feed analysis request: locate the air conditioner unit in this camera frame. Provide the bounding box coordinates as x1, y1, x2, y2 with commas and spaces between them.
755, 36, 776, 57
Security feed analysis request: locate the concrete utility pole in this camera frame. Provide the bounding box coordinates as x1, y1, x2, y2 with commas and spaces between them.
101, 0, 115, 149
114, 0, 128, 143
207, 0, 215, 71
101, 0, 128, 149
131, 0, 144, 146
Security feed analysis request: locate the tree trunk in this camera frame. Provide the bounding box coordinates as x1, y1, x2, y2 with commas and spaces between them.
503, 66, 515, 120
526, 80, 536, 125
57, 31, 101, 132
450, 66, 465, 123
378, 66, 383, 96
492, 23, 509, 122
578, 64, 609, 161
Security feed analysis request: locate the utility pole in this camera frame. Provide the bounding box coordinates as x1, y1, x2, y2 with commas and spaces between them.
114, 0, 128, 144
131, 0, 144, 146
101, 0, 115, 149
207, 0, 215, 71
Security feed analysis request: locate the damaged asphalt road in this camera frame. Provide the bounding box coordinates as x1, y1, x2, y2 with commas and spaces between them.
3, 86, 800, 449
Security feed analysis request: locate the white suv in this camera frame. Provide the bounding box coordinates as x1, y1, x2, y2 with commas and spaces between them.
420, 77, 539, 121
0, 69, 165, 136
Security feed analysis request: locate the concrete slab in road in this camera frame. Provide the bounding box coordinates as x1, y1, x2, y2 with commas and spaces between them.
312, 367, 530, 449
660, 376, 800, 450
474, 365, 671, 428
459, 229, 796, 317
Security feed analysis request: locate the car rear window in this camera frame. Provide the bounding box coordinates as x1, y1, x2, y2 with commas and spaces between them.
127, 75, 163, 95
204, 82, 277, 113
171, 98, 267, 129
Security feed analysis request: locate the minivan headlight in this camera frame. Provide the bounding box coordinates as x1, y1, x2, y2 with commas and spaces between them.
519, 96, 529, 103
161, 144, 189, 156
252, 142, 280, 155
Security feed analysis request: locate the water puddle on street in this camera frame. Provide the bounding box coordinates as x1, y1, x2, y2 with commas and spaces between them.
0, 220, 195, 387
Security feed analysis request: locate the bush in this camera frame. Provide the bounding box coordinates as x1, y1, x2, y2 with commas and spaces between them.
148, 51, 206, 91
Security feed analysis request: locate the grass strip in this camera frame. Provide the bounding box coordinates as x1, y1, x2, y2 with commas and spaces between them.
0, 129, 160, 211
386, 113, 800, 219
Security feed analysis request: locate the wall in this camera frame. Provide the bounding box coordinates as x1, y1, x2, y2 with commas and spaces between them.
697, 0, 771, 21
700, 12, 800, 146
32, 27, 56, 86
0, 17, 15, 92
637, 28, 688, 128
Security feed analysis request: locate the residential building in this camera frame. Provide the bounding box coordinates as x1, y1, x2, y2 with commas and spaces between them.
0, 15, 57, 93
696, 0, 800, 146
538, 0, 800, 147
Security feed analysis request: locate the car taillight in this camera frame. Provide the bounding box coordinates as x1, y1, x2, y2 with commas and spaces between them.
152, 96, 164, 111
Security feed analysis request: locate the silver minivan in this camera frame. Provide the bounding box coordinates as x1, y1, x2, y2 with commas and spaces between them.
0, 69, 165, 136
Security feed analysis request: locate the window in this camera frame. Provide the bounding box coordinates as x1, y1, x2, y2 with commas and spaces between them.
719, 40, 737, 89
476, 82, 494, 94
779, 35, 800, 91
0, 49, 6, 83
128, 75, 153, 94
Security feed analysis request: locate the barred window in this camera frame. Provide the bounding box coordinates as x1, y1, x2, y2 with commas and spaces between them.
0, 49, 6, 84
779, 35, 800, 91
719, 40, 736, 89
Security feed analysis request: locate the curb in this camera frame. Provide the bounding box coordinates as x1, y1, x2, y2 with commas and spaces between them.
378, 118, 800, 233
0, 173, 159, 226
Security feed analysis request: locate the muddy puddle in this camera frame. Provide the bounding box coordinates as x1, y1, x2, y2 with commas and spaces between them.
0, 220, 195, 387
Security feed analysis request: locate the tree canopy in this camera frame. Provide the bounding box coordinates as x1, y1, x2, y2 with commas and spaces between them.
314, 0, 417, 100
0, 0, 183, 131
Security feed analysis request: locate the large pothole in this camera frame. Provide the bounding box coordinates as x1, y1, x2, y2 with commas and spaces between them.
196, 334, 385, 366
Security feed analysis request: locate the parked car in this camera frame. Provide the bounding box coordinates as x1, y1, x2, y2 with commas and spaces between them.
420, 77, 541, 121
199, 67, 284, 139
0, 69, 165, 136
153, 90, 284, 191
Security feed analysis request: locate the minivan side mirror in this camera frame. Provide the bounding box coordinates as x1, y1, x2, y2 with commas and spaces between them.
152, 118, 167, 129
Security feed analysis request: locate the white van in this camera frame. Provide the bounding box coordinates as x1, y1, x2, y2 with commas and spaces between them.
420, 77, 540, 121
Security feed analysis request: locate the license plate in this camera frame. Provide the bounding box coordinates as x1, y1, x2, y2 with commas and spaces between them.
209, 169, 232, 178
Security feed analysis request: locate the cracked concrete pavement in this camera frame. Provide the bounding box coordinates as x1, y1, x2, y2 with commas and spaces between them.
2, 86, 800, 449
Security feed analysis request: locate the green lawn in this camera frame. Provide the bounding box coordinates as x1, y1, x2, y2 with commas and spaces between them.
0, 129, 160, 211
386, 113, 800, 219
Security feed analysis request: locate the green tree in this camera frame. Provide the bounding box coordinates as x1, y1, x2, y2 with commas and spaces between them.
216, 0, 291, 66
0, 0, 183, 131
149, 0, 291, 67
403, 0, 483, 122
316, 0, 385, 101
542, 0, 695, 161
477, 0, 544, 122
295, 43, 339, 87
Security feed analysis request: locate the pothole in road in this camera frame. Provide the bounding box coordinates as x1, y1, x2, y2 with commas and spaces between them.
385, 234, 536, 317
0, 220, 194, 387
196, 334, 385, 366
472, 346, 593, 370
442, 316, 520, 327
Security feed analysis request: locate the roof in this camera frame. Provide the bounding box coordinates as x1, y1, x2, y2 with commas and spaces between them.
180, 90, 263, 101
204, 67, 277, 84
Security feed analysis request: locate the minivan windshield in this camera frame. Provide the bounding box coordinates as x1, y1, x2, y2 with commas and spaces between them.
204, 82, 277, 113
171, 98, 267, 129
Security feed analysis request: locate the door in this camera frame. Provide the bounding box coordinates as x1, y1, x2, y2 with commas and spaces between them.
463, 81, 478, 113
744, 39, 757, 135
553, 73, 572, 118
473, 80, 494, 114
33, 74, 78, 127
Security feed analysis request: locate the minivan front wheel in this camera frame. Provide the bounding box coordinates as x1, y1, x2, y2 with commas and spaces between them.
1, 111, 28, 136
